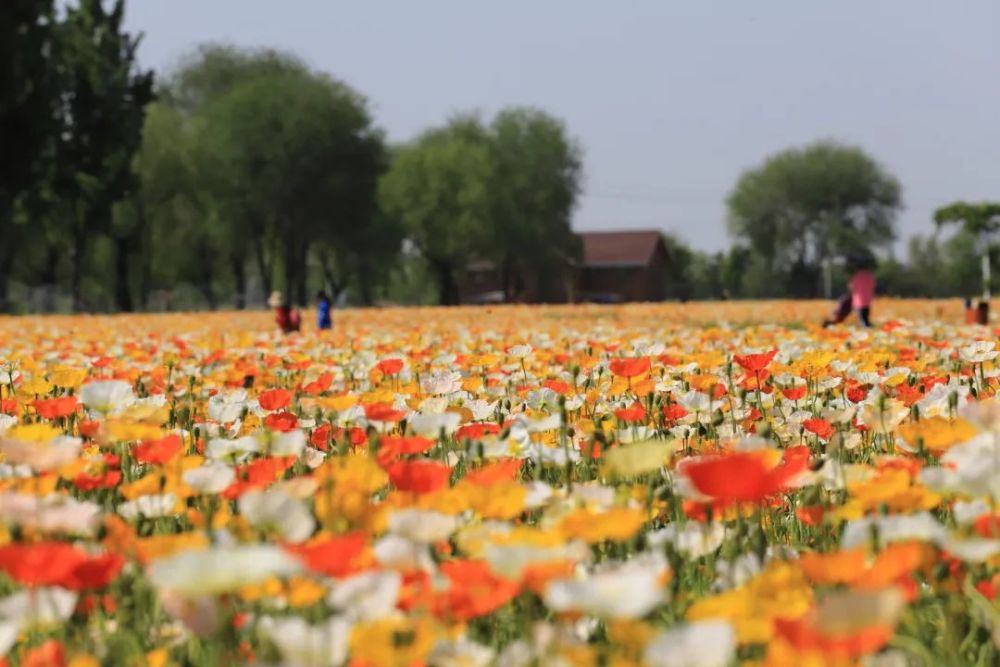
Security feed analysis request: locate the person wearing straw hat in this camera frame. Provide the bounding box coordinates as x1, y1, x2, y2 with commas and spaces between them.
269, 291, 301, 334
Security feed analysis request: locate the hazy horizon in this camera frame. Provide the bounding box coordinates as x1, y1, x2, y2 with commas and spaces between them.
125, 1, 1000, 254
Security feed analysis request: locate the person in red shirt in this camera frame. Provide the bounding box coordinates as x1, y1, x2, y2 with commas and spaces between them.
824, 255, 875, 327
268, 291, 301, 334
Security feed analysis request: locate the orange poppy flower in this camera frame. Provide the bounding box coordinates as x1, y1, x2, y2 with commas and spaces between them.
733, 349, 777, 373
464, 458, 522, 485
264, 411, 299, 432
376, 358, 404, 375
363, 403, 408, 422
134, 434, 183, 465
614, 402, 646, 423
258, 388, 292, 411
455, 422, 501, 442
683, 447, 809, 503
385, 459, 452, 494
802, 417, 834, 440
773, 617, 894, 660
0, 542, 88, 587
608, 357, 650, 378
287, 533, 369, 578
33, 395, 79, 419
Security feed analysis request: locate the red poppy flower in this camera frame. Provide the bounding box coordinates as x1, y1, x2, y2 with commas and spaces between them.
22, 641, 65, 667
683, 447, 809, 503
376, 358, 404, 375
976, 580, 998, 600
733, 349, 777, 373
802, 417, 835, 440
434, 559, 520, 620
33, 396, 79, 420
795, 505, 826, 526
974, 513, 1000, 538
614, 402, 646, 423
73, 469, 122, 491
845, 384, 869, 403
301, 373, 333, 396
79, 420, 102, 438
62, 553, 125, 591
608, 357, 651, 378
662, 404, 689, 422
0, 542, 88, 586
264, 411, 298, 432
134, 434, 183, 465
0, 399, 17, 416
364, 403, 408, 422
773, 617, 894, 660
286, 532, 368, 578
781, 386, 807, 401
376, 436, 436, 466
543, 379, 571, 395
455, 422, 501, 441
386, 459, 452, 494
348, 426, 368, 448
258, 388, 292, 411
310, 423, 332, 451
464, 459, 522, 485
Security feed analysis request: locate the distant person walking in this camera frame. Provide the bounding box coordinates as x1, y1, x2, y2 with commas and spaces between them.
269, 291, 301, 334
823, 256, 875, 327
316, 291, 333, 330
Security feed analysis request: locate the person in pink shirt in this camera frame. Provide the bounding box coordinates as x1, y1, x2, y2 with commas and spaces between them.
824, 256, 875, 327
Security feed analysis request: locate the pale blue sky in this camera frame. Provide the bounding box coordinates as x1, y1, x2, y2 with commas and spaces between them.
124, 1, 1000, 253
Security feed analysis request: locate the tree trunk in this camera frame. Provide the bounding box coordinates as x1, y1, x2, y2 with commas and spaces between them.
254, 238, 272, 298
432, 259, 458, 305
0, 253, 12, 314
71, 230, 86, 313
294, 241, 309, 307
136, 196, 152, 310
114, 235, 133, 312
231, 255, 246, 309
41, 243, 60, 312
283, 235, 296, 306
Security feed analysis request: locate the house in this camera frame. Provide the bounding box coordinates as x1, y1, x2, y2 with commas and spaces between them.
576, 230, 669, 303
461, 229, 670, 304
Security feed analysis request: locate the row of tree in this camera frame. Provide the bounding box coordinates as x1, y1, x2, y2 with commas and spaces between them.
2, 2, 582, 312
3, 2, 997, 312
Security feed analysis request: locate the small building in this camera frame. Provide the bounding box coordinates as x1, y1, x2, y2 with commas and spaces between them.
461, 229, 671, 304
576, 230, 669, 303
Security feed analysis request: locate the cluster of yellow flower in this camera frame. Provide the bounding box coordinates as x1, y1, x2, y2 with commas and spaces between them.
0, 302, 996, 666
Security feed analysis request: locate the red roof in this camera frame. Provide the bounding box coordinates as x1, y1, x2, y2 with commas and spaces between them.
579, 230, 664, 267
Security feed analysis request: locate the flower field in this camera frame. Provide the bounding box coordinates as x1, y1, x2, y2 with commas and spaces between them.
0, 301, 997, 666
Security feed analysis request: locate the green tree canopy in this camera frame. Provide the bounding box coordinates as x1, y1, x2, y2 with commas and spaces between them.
726, 141, 901, 295
379, 115, 497, 305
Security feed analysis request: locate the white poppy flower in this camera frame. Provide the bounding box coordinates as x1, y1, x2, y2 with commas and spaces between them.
388, 509, 461, 543
79, 380, 135, 415
408, 412, 462, 438
544, 568, 665, 619
326, 570, 400, 621
118, 493, 178, 520
148, 545, 302, 596
647, 522, 727, 559
182, 460, 236, 494
643, 621, 736, 667
238, 489, 315, 543
259, 615, 352, 667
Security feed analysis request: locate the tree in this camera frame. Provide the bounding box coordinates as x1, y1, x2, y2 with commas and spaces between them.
379, 116, 496, 305
54, 0, 154, 311
933, 202, 1000, 300
487, 108, 583, 301
0, 1, 61, 311
726, 141, 901, 297
199, 65, 385, 306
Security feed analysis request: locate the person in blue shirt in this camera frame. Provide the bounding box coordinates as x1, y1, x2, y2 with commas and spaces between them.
315, 291, 333, 330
